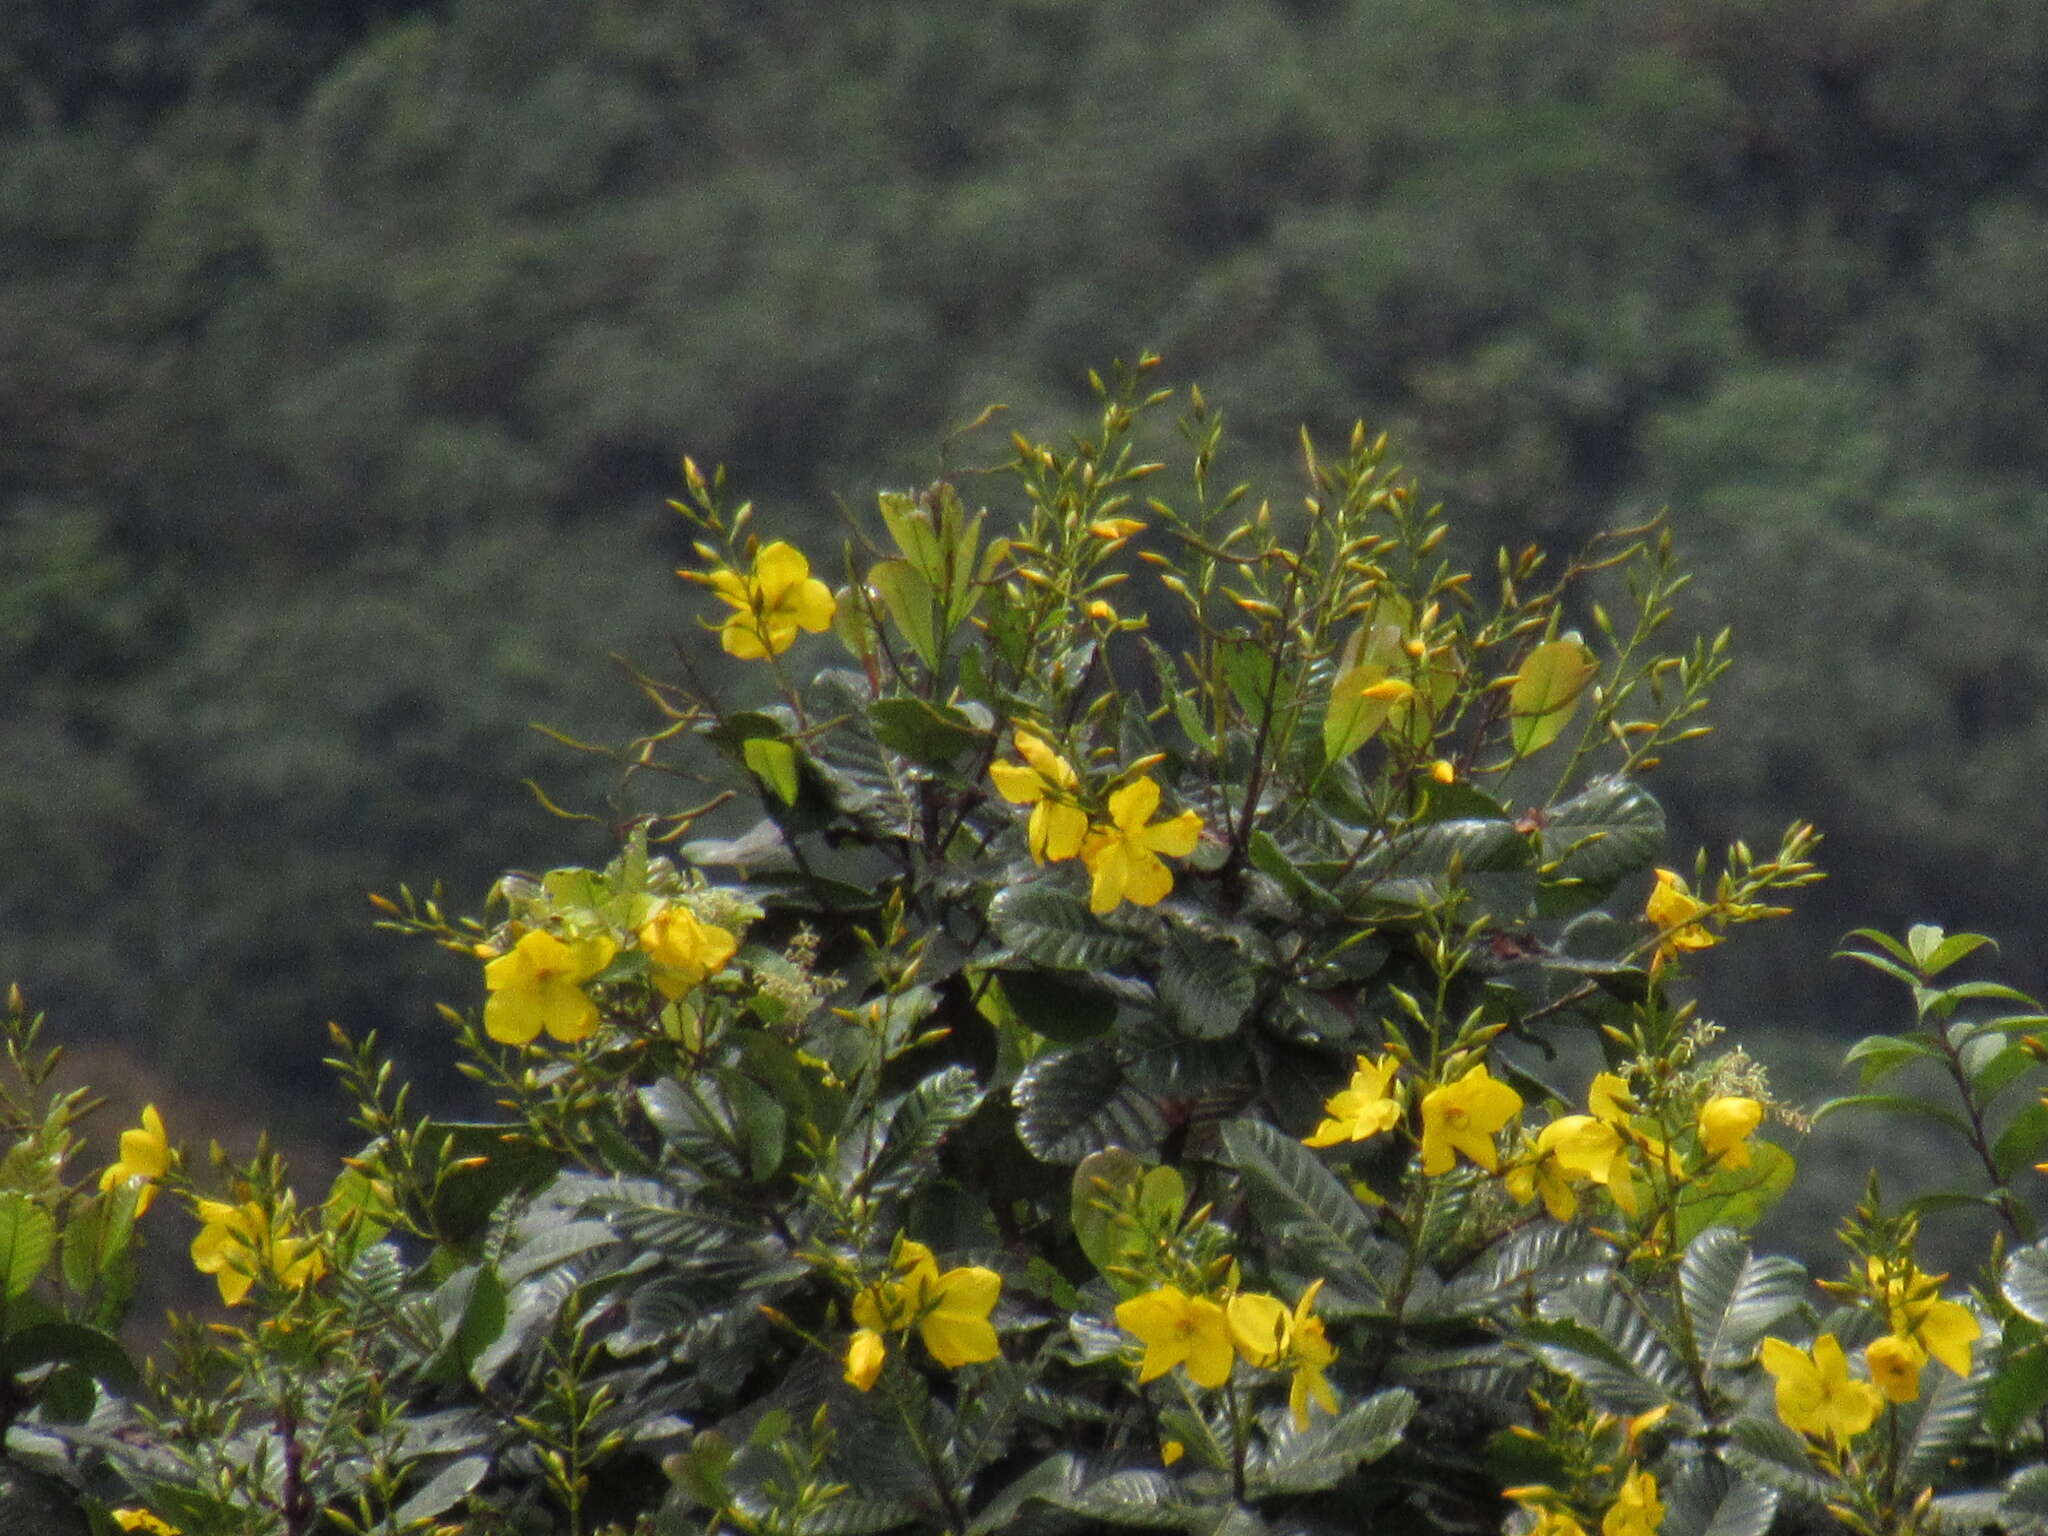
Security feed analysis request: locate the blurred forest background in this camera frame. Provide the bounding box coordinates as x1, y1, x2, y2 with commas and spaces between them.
5, 0, 2048, 1240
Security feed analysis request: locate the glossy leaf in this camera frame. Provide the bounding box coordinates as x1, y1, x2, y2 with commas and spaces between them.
989, 885, 1143, 972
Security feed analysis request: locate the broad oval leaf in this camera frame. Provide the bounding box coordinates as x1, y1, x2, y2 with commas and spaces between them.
1510, 636, 1598, 756
989, 884, 1143, 972
1014, 1043, 1169, 1163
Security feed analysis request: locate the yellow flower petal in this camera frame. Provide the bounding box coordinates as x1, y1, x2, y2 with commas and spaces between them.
845, 1328, 886, 1391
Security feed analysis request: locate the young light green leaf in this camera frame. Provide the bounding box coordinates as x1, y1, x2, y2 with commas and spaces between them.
1509, 635, 1598, 756
741, 736, 799, 806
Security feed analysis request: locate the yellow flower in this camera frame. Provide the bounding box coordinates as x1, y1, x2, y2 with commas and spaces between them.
113, 1513, 181, 1535
1699, 1096, 1764, 1169
705, 541, 836, 659
1867, 1257, 1980, 1377
1280, 1281, 1338, 1429
1523, 1512, 1591, 1536
1225, 1289, 1292, 1367
1304, 1054, 1403, 1148
1419, 1063, 1523, 1176
190, 1198, 326, 1307
844, 1327, 887, 1391
852, 1240, 1002, 1370
1646, 868, 1719, 972
100, 1105, 170, 1217
1160, 1439, 1185, 1467
1865, 1333, 1926, 1404
1079, 777, 1203, 914
482, 930, 618, 1046
1504, 1137, 1581, 1222
1759, 1333, 1882, 1445
1544, 1114, 1641, 1217
988, 730, 1090, 864
1600, 1466, 1663, 1536
637, 906, 737, 999
1115, 1285, 1234, 1389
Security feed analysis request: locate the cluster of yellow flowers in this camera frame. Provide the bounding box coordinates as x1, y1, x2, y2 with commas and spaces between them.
1511, 1463, 1664, 1536
842, 1238, 1003, 1391
988, 729, 1202, 913
696, 541, 837, 660
479, 900, 738, 1047
1759, 1258, 1980, 1445
1113, 1276, 1338, 1430
191, 1194, 328, 1307
1304, 1051, 1764, 1232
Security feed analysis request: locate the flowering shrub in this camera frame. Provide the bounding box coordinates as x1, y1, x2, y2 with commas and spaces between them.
8, 359, 2048, 1534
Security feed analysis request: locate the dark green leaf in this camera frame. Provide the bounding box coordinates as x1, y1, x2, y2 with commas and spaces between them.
1539, 777, 1666, 895
1158, 925, 1256, 1040
1247, 1388, 1414, 1494
1987, 1343, 2048, 1443
1723, 1415, 1834, 1501
989, 884, 1143, 972
1842, 1033, 1943, 1087
0, 1321, 139, 1394
2007, 1241, 2048, 1325
867, 1067, 986, 1197
1996, 1102, 2048, 1181
1014, 1044, 1169, 1163
1220, 1120, 1389, 1309
1658, 1454, 1778, 1536
1679, 1229, 1808, 1370
1811, 1094, 1970, 1136
1905, 1347, 1989, 1484
994, 969, 1116, 1044
393, 1456, 490, 1526
869, 696, 984, 765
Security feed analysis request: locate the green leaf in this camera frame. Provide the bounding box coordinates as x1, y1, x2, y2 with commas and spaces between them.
1968, 1040, 2036, 1107
1158, 925, 1256, 1040
1678, 1229, 1807, 1370
2005, 1241, 2048, 1325
2003, 1464, 2048, 1530
1908, 924, 1996, 978
877, 490, 942, 580
1246, 1388, 1415, 1494
741, 736, 799, 806
988, 884, 1143, 972
1071, 1148, 1147, 1284
0, 1192, 57, 1304
867, 1067, 986, 1198
394, 1455, 491, 1526
1014, 1043, 1169, 1164
1722, 1416, 1834, 1502
1220, 1120, 1389, 1309
428, 1263, 508, 1390
1219, 638, 1278, 723
1811, 1094, 1970, 1136
1247, 832, 1341, 917
1538, 776, 1666, 897
1673, 1141, 1797, 1243
1998, 1102, 2048, 1181
1526, 1280, 1687, 1413
1842, 1033, 1943, 1087
1905, 1347, 1989, 1484
0, 1321, 139, 1394
1509, 636, 1597, 756
1322, 662, 1400, 763
499, 1222, 615, 1286
870, 558, 940, 668
1658, 1455, 1778, 1536
992, 969, 1116, 1044
1986, 1340, 2048, 1443
869, 696, 985, 766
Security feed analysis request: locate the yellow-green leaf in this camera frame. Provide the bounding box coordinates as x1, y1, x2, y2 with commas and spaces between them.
1323, 664, 1402, 762
870, 559, 940, 668
1509, 636, 1598, 756
741, 737, 800, 806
